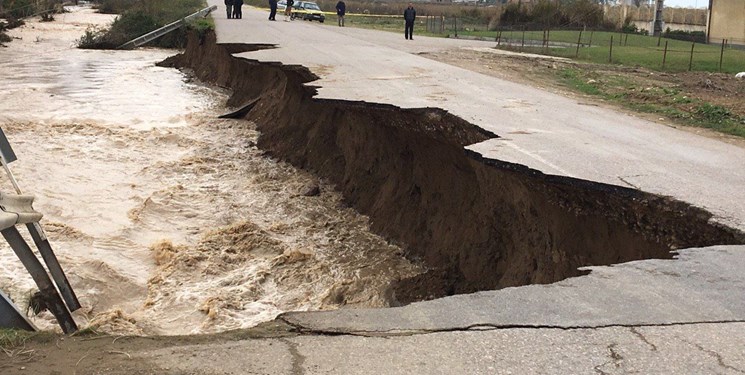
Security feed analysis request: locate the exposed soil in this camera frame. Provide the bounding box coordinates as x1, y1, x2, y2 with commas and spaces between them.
4, 29, 745, 375
160, 31, 745, 303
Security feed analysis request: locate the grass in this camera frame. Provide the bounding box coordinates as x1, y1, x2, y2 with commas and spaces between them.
79, 0, 210, 49
555, 67, 745, 138
483, 29, 745, 74
244, 0, 745, 75
0, 328, 36, 349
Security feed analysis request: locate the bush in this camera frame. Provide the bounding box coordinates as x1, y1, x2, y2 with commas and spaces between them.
663, 28, 706, 43
0, 31, 11, 44
79, 0, 208, 49
3, 0, 35, 18
500, 3, 529, 26
530, 0, 565, 28
695, 103, 732, 124
94, 0, 138, 14
564, 0, 604, 28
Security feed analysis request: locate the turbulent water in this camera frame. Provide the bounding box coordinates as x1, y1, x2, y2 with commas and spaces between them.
0, 7, 421, 335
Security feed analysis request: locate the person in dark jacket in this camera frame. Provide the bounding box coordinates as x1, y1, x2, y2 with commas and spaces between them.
225, 0, 233, 19
336, 0, 346, 27
268, 0, 278, 20
233, 0, 243, 19
403, 3, 416, 40
284, 0, 294, 21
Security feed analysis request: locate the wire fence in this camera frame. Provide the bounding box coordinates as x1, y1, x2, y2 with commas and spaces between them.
344, 12, 745, 74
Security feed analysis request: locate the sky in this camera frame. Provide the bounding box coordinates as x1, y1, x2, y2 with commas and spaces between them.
662, 0, 707, 8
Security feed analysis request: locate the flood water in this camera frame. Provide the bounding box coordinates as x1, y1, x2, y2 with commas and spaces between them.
0, 7, 421, 334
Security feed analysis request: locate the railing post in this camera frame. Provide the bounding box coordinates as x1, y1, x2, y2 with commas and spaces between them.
688, 42, 695, 71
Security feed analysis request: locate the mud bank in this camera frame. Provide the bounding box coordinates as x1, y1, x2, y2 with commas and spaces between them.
162, 32, 745, 303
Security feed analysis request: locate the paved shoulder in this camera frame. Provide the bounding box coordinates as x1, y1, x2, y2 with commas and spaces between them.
282, 246, 745, 334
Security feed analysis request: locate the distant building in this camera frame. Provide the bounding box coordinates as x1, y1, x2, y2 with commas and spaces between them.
707, 0, 745, 46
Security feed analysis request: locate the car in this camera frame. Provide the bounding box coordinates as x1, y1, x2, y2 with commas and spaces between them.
292, 1, 325, 23
277, 0, 287, 10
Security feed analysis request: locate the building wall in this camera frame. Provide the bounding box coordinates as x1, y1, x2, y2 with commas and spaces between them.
708, 0, 745, 46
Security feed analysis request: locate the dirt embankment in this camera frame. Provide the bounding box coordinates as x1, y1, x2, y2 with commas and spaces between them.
161, 31, 745, 303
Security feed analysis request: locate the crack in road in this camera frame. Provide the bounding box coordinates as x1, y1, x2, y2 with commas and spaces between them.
629, 327, 658, 352
280, 338, 306, 375
277, 316, 745, 338
690, 341, 745, 374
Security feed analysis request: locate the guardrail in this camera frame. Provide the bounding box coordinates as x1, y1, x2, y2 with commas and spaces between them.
118, 5, 217, 50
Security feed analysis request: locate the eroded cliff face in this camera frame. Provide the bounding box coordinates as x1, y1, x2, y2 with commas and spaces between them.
160, 32, 745, 304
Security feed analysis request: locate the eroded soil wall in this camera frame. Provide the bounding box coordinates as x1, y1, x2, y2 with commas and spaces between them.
162, 32, 745, 303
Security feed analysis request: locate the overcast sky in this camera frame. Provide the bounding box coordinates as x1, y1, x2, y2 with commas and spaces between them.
662, 0, 707, 8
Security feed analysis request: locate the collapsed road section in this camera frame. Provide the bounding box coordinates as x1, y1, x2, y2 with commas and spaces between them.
161, 31, 745, 305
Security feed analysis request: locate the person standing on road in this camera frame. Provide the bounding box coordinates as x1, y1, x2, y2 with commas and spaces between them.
336, 0, 346, 27
225, 0, 234, 19
403, 3, 416, 40
233, 0, 244, 19
268, 0, 278, 20
284, 0, 294, 21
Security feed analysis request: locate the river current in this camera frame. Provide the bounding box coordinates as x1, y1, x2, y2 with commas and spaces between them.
0, 6, 420, 334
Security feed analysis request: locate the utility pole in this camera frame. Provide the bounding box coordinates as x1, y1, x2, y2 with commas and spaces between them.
652, 0, 664, 37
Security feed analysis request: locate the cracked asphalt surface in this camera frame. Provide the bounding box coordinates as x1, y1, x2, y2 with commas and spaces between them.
4, 5, 745, 375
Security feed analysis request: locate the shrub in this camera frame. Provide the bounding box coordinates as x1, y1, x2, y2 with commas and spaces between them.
530, 0, 565, 28
0, 31, 11, 44
663, 28, 706, 43
499, 3, 529, 26
79, 0, 208, 49
695, 104, 732, 124
563, 0, 604, 28
3, 0, 35, 18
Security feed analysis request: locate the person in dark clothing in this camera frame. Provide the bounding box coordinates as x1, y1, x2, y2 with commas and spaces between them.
336, 0, 346, 27
225, 0, 234, 19
403, 3, 415, 40
268, 0, 278, 20
233, 0, 243, 19
284, 0, 294, 21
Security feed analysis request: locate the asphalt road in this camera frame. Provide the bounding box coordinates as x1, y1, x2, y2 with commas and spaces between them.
105, 5, 745, 374
211, 2, 745, 232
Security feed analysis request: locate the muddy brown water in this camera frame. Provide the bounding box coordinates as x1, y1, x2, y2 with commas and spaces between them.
168, 30, 745, 304
3, 6, 744, 337
0, 7, 421, 335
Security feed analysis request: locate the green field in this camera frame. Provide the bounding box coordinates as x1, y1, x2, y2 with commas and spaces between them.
457, 29, 745, 74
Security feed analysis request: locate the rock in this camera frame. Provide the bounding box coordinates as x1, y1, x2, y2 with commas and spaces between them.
301, 183, 320, 197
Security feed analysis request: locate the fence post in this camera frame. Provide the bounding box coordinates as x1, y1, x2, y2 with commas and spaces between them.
521, 28, 525, 52
719, 39, 726, 72
662, 40, 668, 69
588, 30, 593, 48
688, 42, 695, 71
575, 29, 583, 58
609, 35, 613, 63
440, 15, 444, 34
496, 29, 502, 46
454, 16, 457, 38
657, 32, 662, 47
624, 33, 628, 46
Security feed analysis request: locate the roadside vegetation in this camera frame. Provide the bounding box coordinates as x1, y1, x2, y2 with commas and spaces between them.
78, 0, 212, 49
242, 0, 743, 137
556, 67, 745, 137
1, 0, 63, 44
0, 328, 35, 349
